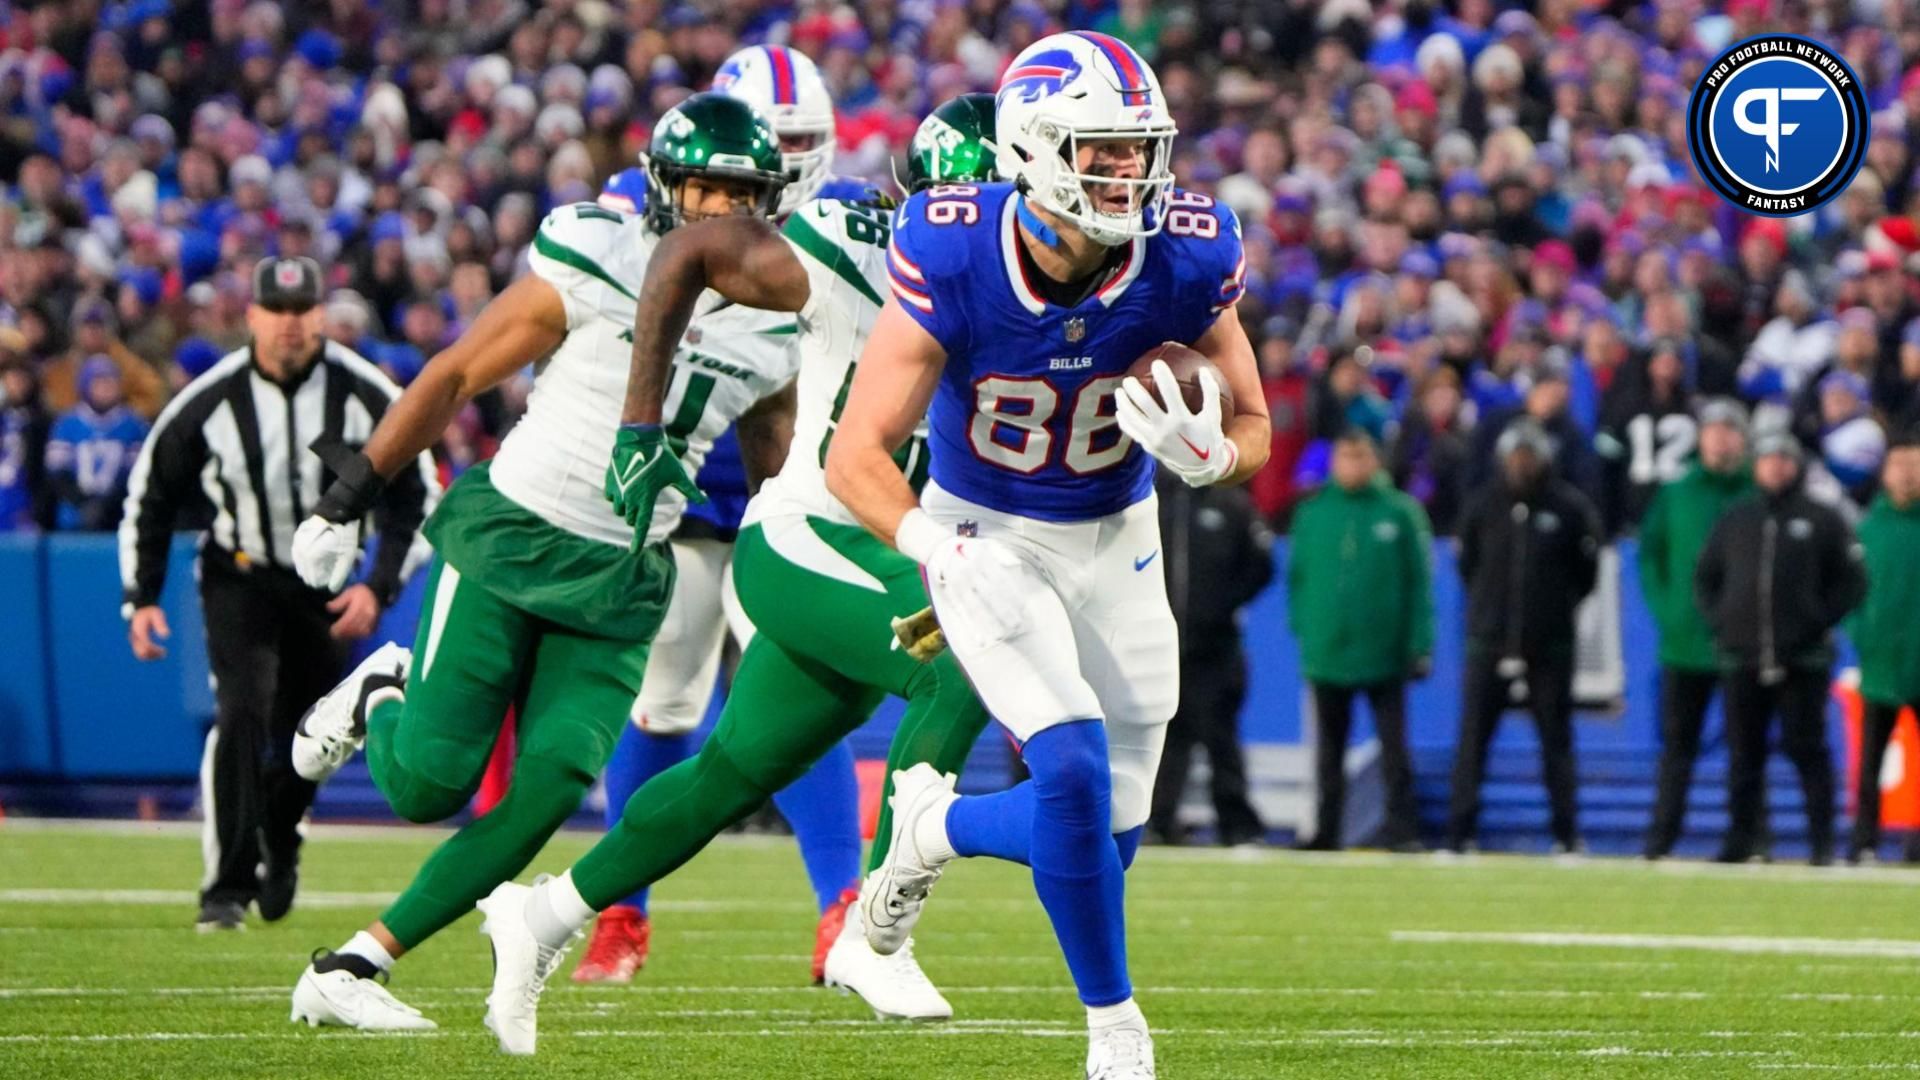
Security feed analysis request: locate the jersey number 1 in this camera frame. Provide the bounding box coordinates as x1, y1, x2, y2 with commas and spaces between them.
971, 376, 1129, 475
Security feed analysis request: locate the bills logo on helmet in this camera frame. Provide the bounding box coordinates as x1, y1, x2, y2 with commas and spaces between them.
713, 60, 742, 91
998, 49, 1082, 104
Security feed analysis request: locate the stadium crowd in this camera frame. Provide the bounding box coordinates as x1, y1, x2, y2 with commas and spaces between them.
5, 0, 1920, 858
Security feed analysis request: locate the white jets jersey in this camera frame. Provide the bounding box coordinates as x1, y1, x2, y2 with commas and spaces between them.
749, 197, 929, 527
492, 203, 797, 548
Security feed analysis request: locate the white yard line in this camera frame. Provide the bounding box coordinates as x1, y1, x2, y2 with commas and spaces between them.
1393, 929, 1920, 959
0, 887, 804, 913
11, 819, 1920, 886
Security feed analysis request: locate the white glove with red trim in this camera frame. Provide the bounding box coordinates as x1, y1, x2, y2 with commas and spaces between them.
1114, 359, 1237, 487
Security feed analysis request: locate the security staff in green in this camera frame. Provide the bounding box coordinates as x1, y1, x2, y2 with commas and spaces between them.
1638, 399, 1753, 859
1847, 431, 1920, 863
1287, 428, 1435, 850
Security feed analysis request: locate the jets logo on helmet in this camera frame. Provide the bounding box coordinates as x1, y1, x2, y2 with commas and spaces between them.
904, 93, 1000, 193
712, 44, 836, 216
994, 31, 1177, 248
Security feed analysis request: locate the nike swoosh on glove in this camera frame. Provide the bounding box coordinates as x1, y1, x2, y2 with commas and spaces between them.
605, 423, 707, 551
1113, 358, 1237, 487
923, 536, 1030, 653
293, 516, 360, 592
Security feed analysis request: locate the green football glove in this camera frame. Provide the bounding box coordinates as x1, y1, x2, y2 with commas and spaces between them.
605, 423, 706, 550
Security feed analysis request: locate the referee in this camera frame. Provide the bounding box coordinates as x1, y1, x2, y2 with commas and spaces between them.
118, 256, 437, 931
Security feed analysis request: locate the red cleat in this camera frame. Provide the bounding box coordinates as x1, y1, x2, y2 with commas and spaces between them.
813, 887, 858, 985
572, 905, 650, 984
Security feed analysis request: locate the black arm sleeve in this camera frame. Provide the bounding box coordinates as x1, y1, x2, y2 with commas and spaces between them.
120, 404, 210, 609
365, 454, 429, 606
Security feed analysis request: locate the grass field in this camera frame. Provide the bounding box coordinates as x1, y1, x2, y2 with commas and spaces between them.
5, 823, 1920, 1079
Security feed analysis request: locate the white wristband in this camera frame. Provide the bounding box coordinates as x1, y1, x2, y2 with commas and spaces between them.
893, 508, 945, 565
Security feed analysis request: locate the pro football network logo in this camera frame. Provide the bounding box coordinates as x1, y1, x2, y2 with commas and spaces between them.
1687, 34, 1868, 217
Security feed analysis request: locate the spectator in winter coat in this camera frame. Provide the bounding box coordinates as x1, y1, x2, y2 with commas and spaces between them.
0, 357, 55, 531
1695, 427, 1865, 865
1389, 366, 1472, 536
1846, 432, 1920, 863
1596, 338, 1698, 534
1448, 419, 1604, 854
1638, 400, 1754, 859
41, 297, 169, 420
1288, 430, 1434, 851
1740, 271, 1837, 402
1814, 370, 1887, 506
45, 356, 148, 531
1467, 354, 1600, 503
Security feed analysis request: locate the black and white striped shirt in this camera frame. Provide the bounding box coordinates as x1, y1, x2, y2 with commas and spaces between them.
118, 340, 439, 611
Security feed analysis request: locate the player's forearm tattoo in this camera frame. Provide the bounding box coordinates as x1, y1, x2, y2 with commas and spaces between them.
622, 232, 708, 426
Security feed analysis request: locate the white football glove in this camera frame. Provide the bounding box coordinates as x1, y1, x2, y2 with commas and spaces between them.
923, 535, 1031, 652
1114, 358, 1238, 487
292, 515, 360, 592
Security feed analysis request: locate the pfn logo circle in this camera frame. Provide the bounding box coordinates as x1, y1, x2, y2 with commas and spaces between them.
1687, 34, 1868, 217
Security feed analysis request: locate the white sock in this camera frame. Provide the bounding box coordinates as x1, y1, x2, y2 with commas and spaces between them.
913, 793, 960, 864
338, 930, 394, 971
1087, 997, 1145, 1031
526, 872, 595, 948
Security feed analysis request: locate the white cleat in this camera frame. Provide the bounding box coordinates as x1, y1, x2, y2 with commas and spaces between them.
290, 957, 437, 1031
823, 905, 953, 1021
478, 879, 577, 1056
293, 641, 409, 782
860, 763, 957, 956
1087, 1024, 1156, 1080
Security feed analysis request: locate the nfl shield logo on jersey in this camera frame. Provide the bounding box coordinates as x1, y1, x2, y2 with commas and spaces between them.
957, 520, 978, 538
1064, 317, 1086, 343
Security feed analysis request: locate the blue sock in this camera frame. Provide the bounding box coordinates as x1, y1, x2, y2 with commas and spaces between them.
602, 724, 698, 913
1022, 721, 1131, 1008
949, 789, 1146, 872
771, 741, 862, 913
947, 780, 1035, 862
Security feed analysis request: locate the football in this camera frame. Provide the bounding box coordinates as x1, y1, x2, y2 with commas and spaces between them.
1126, 341, 1234, 419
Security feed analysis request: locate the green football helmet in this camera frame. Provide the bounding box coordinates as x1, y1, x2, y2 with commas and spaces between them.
642, 93, 788, 234
903, 93, 999, 193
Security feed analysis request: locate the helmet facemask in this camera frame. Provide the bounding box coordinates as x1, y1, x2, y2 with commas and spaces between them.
1017, 121, 1175, 247
643, 157, 786, 233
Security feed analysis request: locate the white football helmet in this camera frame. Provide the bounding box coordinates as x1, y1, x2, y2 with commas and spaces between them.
713, 44, 836, 215
995, 31, 1177, 247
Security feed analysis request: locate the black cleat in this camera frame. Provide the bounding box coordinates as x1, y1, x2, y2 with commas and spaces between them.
197, 899, 247, 933
258, 863, 299, 922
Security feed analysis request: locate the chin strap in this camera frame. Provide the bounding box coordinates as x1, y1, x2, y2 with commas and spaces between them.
1015, 194, 1062, 249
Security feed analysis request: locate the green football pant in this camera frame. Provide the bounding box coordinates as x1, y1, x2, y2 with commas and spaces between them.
572, 515, 990, 910
367, 557, 652, 950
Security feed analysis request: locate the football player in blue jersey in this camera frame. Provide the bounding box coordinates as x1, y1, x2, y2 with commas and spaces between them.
824, 32, 1270, 1079
576, 44, 882, 986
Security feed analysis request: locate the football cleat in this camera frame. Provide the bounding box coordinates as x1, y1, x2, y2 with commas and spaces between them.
478, 879, 577, 1055
860, 764, 957, 956
293, 641, 409, 782
572, 905, 650, 984
290, 950, 436, 1031
1087, 1024, 1156, 1080
823, 904, 953, 1021
812, 887, 857, 985
257, 857, 299, 923
196, 899, 246, 933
